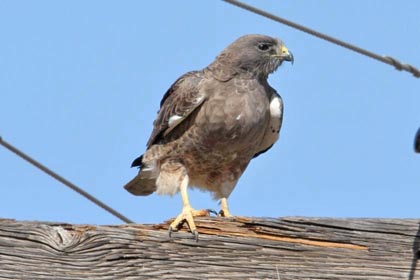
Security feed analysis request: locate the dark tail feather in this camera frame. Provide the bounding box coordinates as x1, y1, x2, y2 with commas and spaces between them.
131, 155, 143, 168
124, 155, 158, 196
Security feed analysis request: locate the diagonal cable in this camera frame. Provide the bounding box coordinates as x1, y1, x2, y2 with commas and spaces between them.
0, 136, 134, 224
223, 0, 420, 78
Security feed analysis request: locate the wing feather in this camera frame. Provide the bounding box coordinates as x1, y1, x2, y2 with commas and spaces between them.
146, 71, 206, 147
253, 92, 283, 158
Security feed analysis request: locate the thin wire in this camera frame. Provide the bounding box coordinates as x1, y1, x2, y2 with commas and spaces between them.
222, 0, 420, 78
0, 136, 134, 224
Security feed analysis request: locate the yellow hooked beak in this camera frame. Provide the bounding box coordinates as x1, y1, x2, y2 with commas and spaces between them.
278, 44, 294, 64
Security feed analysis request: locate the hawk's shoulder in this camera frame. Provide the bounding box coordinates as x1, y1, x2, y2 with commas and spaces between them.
146, 71, 207, 148
253, 91, 284, 159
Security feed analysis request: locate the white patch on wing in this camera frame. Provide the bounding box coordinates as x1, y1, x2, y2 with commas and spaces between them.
195, 95, 205, 104
168, 115, 183, 127
269, 97, 282, 118
236, 114, 242, 120
256, 95, 283, 156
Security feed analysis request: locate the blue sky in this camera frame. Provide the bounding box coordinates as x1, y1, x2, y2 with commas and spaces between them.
1, 1, 419, 225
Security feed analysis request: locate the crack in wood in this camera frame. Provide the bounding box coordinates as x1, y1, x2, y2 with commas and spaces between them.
152, 217, 368, 250
198, 227, 368, 250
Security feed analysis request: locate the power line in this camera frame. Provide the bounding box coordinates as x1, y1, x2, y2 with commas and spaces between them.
222, 0, 420, 78
0, 136, 134, 224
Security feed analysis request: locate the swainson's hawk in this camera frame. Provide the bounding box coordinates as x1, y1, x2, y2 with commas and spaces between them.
124, 34, 293, 239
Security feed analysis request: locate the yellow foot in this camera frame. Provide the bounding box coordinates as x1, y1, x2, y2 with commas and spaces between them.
218, 197, 233, 217
168, 206, 213, 241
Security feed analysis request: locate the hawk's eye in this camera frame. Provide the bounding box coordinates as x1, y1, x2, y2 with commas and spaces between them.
257, 42, 272, 51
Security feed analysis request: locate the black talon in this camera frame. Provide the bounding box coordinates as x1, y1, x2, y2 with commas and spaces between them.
218, 210, 225, 217
207, 209, 218, 216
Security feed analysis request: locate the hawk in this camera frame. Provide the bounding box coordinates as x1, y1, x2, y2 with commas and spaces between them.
124, 34, 293, 239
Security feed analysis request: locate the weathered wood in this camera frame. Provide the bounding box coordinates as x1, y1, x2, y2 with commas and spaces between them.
0, 217, 419, 279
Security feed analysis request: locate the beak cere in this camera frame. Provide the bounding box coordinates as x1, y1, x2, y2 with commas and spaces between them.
280, 44, 294, 64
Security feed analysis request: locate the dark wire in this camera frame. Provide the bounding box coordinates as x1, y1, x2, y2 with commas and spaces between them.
222, 0, 420, 78
0, 136, 134, 224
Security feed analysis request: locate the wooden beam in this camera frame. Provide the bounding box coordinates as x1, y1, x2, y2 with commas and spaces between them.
0, 217, 419, 279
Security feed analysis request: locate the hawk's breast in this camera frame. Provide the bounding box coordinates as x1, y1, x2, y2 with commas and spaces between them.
194, 80, 270, 155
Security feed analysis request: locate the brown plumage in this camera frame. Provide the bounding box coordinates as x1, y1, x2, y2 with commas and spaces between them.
124, 34, 293, 239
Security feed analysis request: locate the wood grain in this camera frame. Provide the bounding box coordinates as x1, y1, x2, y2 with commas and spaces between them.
0, 217, 419, 279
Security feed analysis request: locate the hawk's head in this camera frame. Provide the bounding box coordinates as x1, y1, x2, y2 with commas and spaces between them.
211, 34, 293, 79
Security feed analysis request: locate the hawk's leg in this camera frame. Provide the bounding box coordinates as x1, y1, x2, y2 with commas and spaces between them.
169, 174, 210, 240
218, 197, 233, 217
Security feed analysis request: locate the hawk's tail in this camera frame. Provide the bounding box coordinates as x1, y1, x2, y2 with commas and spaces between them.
124, 155, 158, 196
